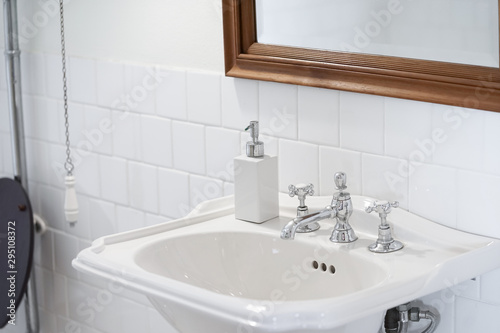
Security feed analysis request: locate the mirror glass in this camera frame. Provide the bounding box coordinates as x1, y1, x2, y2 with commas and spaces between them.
256, 0, 499, 68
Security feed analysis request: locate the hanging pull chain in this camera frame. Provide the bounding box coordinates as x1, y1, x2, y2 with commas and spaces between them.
60, 0, 73, 175
59, 0, 78, 226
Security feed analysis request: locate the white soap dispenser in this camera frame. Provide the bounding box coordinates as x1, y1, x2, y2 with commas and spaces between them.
234, 121, 279, 223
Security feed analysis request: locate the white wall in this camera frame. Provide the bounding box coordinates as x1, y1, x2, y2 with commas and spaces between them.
0, 0, 224, 71
0, 1, 499, 333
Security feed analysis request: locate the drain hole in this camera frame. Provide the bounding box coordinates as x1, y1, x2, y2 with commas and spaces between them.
312, 261, 319, 269
321, 263, 327, 272
329, 265, 336, 274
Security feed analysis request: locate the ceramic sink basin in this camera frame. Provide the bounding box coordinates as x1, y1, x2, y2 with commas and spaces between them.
73, 194, 500, 333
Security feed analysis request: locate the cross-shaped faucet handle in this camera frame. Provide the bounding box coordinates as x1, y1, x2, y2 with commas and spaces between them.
365, 200, 399, 216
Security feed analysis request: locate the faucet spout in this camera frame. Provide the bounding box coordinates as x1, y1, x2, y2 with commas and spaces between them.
280, 206, 336, 240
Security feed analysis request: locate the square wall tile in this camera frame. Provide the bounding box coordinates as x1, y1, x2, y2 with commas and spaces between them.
116, 205, 145, 232
54, 232, 79, 279
124, 63, 157, 114
224, 182, 234, 196
128, 162, 159, 214
319, 147, 361, 196
221, 77, 259, 130
431, 105, 484, 172
145, 213, 170, 227
38, 308, 57, 333
89, 198, 116, 239
25, 139, 48, 184
159, 168, 190, 219
481, 268, 500, 305
68, 57, 97, 105
33, 229, 54, 270
96, 60, 125, 108
57, 317, 101, 333
156, 68, 187, 120
38, 184, 65, 231
83, 105, 114, 155
40, 269, 68, 316
23, 96, 60, 143
47, 142, 70, 187
0, 133, 12, 175
66, 278, 98, 324
457, 170, 500, 238
278, 139, 318, 193
362, 154, 409, 209
206, 127, 240, 182
21, 52, 46, 96
259, 81, 298, 140
385, 98, 433, 160
298, 86, 339, 146
172, 121, 205, 174
99, 155, 128, 205
340, 92, 384, 154
190, 174, 224, 211
140, 115, 172, 167
484, 111, 500, 176
409, 163, 457, 228
456, 297, 500, 332
187, 71, 221, 126
45, 54, 66, 100
74, 153, 100, 198
112, 110, 142, 160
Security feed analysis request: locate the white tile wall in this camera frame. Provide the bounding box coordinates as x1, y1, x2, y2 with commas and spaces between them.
156, 68, 187, 120
1, 51, 500, 333
123, 64, 156, 115
340, 91, 385, 154
186, 71, 221, 126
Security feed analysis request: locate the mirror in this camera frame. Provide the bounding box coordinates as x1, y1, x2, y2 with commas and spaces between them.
223, 0, 500, 112
255, 0, 499, 68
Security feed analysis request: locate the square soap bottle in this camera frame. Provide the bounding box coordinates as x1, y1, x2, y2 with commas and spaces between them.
234, 121, 278, 223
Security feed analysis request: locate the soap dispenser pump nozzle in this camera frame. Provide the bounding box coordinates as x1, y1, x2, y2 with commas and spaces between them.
245, 121, 264, 157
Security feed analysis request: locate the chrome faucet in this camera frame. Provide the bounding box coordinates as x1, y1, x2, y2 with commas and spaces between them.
280, 172, 358, 243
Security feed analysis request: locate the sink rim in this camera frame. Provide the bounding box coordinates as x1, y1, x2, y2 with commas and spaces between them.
73, 194, 500, 331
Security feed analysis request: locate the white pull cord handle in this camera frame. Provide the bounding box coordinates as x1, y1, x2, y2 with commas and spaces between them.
64, 175, 78, 226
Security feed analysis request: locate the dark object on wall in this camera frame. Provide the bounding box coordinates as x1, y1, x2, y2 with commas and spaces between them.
0, 178, 34, 328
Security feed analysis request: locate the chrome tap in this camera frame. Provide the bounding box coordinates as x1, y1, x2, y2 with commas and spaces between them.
365, 200, 403, 253
280, 172, 358, 243
288, 183, 320, 233
329, 172, 357, 243
280, 205, 337, 240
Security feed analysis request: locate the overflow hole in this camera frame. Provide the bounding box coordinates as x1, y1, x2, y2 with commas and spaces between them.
329, 265, 336, 274
312, 261, 319, 269
321, 263, 327, 272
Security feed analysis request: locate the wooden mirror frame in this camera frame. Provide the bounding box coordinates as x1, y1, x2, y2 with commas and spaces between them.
223, 0, 500, 112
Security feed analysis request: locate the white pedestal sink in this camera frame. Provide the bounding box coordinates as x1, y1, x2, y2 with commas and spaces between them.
73, 194, 500, 333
